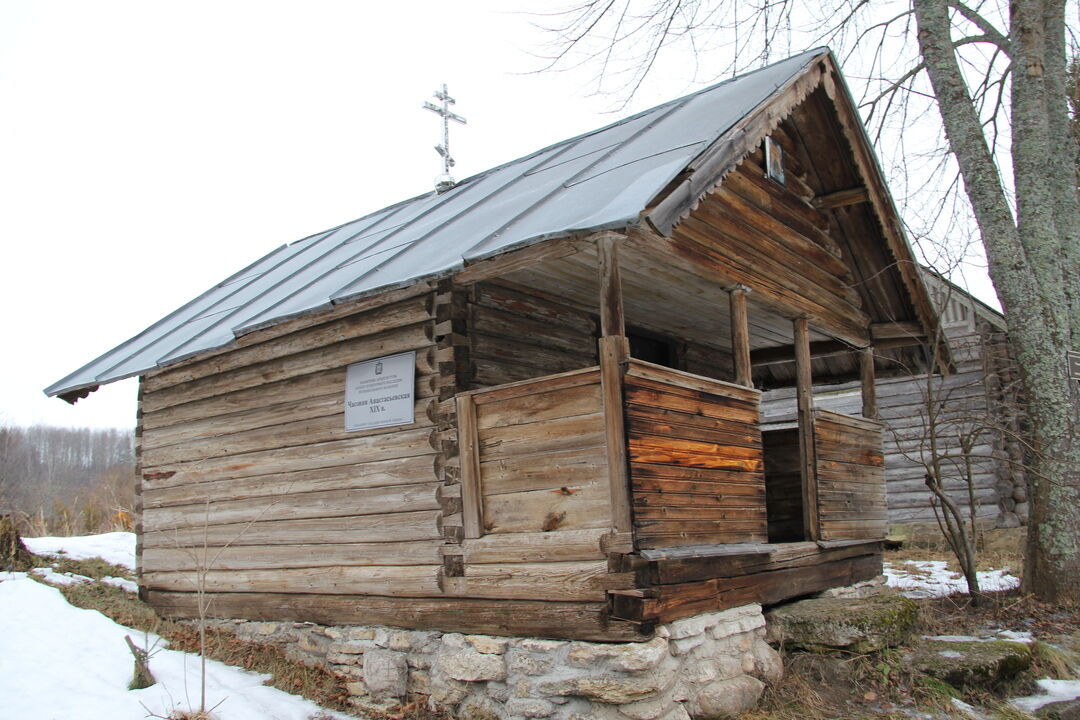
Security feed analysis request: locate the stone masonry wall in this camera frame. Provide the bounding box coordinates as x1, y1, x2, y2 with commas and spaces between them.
211, 604, 781, 720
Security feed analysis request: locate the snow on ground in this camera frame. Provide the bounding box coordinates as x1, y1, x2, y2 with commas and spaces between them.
24, 530, 136, 570
884, 560, 1020, 598
1012, 678, 1080, 713
0, 570, 346, 720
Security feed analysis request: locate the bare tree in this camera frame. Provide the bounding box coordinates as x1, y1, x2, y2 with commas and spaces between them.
534, 0, 1079, 603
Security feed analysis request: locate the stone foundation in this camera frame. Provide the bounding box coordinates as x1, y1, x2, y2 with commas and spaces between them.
211, 604, 780, 719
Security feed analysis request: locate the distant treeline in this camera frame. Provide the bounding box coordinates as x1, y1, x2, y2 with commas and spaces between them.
0, 424, 135, 535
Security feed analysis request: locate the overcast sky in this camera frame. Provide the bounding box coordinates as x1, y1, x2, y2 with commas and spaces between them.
1, 1, 998, 431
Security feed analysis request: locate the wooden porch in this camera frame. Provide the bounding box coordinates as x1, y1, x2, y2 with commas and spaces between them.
454, 347, 886, 628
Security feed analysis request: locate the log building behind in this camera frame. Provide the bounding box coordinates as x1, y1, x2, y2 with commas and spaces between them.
49, 49, 946, 641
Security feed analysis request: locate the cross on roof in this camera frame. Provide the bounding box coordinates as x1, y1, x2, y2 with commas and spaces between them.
423, 83, 467, 193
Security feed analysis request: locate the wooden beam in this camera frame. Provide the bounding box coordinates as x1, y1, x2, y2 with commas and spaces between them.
812, 186, 869, 210
870, 321, 925, 341
750, 339, 854, 366
860, 346, 878, 419
794, 317, 820, 541
596, 234, 626, 338
599, 335, 633, 535
729, 285, 753, 387
455, 394, 483, 539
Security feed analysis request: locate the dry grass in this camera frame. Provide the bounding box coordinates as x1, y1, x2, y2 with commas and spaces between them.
886, 525, 1025, 575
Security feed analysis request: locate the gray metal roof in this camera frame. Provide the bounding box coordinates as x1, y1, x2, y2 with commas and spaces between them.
47, 49, 826, 399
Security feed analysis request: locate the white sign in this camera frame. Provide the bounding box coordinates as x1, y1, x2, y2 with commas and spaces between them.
345, 351, 416, 432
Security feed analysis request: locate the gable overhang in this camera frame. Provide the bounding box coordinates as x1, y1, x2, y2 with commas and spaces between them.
643, 50, 950, 373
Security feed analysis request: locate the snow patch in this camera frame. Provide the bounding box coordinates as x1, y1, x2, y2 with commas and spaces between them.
102, 575, 139, 593
30, 567, 92, 586
24, 531, 136, 570
1011, 678, 1080, 713
884, 560, 1019, 598
0, 571, 347, 719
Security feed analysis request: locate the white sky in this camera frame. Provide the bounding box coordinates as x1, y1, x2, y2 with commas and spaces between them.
1, 1, 999, 430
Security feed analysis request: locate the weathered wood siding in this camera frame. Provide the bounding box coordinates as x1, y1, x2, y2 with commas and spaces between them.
467, 282, 597, 389
813, 409, 886, 541
138, 285, 445, 601
624, 361, 768, 549
451, 368, 631, 604
670, 152, 868, 347
474, 370, 609, 536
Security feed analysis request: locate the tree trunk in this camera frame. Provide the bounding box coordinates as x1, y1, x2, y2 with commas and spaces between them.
914, 0, 1080, 602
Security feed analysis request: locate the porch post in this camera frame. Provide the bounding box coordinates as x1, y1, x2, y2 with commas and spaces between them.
596, 235, 633, 536
860, 346, 878, 419
794, 316, 820, 540
729, 285, 753, 387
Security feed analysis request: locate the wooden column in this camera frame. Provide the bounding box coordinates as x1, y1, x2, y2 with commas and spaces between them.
860, 346, 878, 419
456, 393, 483, 539
729, 285, 753, 387
596, 234, 633, 535
794, 317, 820, 541
597, 234, 626, 338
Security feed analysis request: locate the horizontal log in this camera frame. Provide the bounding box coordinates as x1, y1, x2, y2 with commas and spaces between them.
443, 561, 632, 602
143, 454, 436, 508
632, 475, 765, 497
143, 540, 446, 572
454, 528, 607, 564
142, 426, 437, 483
640, 540, 881, 585
147, 591, 646, 642
141, 509, 442, 548
634, 529, 769, 550
611, 552, 882, 624
144, 564, 441, 596
143, 482, 441, 531
472, 333, 595, 377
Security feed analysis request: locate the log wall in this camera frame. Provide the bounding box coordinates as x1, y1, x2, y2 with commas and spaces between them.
137, 286, 445, 604
624, 360, 768, 549
467, 282, 597, 389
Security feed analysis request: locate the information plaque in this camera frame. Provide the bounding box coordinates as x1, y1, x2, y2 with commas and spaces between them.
345, 351, 416, 432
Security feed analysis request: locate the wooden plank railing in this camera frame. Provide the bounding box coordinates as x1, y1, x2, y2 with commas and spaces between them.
622, 359, 768, 549
456, 367, 607, 539
812, 409, 886, 541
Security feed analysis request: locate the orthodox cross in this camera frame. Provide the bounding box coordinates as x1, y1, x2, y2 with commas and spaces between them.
423, 83, 467, 192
